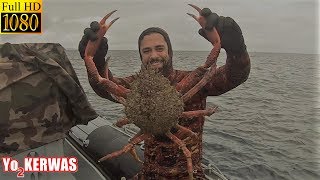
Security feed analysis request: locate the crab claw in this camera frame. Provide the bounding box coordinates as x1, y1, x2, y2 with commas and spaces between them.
85, 11, 119, 58
100, 10, 118, 25
187, 4, 206, 28
187, 3, 201, 22
187, 13, 198, 22
188, 4, 201, 13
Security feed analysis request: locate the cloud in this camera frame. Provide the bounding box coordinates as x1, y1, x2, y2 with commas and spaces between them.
0, 0, 318, 54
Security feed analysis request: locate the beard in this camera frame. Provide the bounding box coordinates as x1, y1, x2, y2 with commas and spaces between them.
145, 56, 169, 73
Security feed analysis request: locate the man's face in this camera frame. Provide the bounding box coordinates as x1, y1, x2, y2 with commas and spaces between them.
140, 33, 169, 71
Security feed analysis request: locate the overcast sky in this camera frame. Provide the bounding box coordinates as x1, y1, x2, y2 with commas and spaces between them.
0, 0, 318, 54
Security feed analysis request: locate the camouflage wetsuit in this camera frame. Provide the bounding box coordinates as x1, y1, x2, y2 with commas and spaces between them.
0, 43, 97, 158
83, 26, 250, 179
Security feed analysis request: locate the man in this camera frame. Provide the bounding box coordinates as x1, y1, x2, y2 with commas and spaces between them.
79, 5, 250, 179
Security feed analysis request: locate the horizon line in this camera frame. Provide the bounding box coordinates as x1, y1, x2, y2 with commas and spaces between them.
65, 48, 319, 55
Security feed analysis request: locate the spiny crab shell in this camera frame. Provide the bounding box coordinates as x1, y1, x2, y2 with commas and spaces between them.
125, 68, 184, 135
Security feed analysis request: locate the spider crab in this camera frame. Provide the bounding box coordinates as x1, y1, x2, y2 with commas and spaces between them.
83, 5, 221, 180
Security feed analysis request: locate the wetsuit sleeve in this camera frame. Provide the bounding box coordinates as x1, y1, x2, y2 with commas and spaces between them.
204, 51, 250, 96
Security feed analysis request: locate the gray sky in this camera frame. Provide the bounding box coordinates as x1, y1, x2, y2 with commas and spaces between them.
0, 0, 318, 54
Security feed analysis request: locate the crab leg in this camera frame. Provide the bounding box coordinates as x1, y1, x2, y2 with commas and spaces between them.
175, 124, 198, 140
103, 56, 127, 104
166, 132, 193, 180
85, 56, 130, 98
175, 38, 220, 97
177, 4, 221, 102
103, 56, 111, 79
98, 131, 148, 162
114, 117, 131, 128
175, 67, 207, 95
129, 147, 143, 163
175, 48, 220, 99
84, 11, 130, 99
104, 57, 127, 104
202, 34, 221, 68
182, 38, 221, 102
180, 107, 217, 119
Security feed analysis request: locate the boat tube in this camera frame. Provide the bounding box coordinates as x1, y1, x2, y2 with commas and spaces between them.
68, 116, 229, 180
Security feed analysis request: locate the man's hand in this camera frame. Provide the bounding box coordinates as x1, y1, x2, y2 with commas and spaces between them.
78, 21, 108, 58
188, 4, 246, 55
78, 21, 109, 75
78, 11, 119, 76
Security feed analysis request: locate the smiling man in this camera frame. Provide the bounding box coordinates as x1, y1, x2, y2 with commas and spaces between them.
140, 33, 168, 69
79, 5, 250, 179
138, 27, 173, 78
139, 29, 171, 73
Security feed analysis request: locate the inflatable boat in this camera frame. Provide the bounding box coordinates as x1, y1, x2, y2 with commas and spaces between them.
67, 116, 228, 180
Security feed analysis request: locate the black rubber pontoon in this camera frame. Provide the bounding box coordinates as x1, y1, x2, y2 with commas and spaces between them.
68, 116, 228, 180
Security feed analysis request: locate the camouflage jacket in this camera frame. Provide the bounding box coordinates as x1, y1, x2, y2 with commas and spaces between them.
0, 43, 98, 157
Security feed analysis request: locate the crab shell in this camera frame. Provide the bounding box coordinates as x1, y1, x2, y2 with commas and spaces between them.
124, 68, 184, 135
